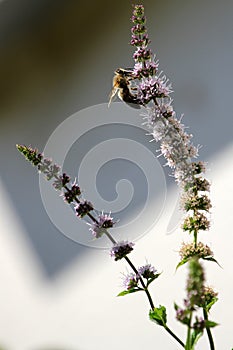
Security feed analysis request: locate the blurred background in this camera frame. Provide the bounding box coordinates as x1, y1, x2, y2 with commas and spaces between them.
0, 0, 233, 349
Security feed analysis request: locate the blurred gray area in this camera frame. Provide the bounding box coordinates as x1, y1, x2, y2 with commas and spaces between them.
0, 0, 232, 277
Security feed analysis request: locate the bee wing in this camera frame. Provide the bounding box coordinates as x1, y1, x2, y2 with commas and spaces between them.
108, 87, 118, 108
116, 67, 134, 75
124, 68, 134, 76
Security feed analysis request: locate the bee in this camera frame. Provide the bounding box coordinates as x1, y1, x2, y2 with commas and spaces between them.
108, 68, 141, 108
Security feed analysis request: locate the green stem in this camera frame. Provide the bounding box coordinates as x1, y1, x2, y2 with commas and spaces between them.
102, 228, 155, 309
164, 325, 185, 348
124, 256, 185, 348
63, 182, 100, 225
185, 311, 193, 350
104, 233, 185, 348
193, 229, 197, 248
124, 255, 155, 309
39, 160, 185, 349
203, 308, 215, 350
104, 230, 117, 244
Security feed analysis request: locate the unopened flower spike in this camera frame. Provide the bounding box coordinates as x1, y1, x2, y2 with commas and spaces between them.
17, 144, 43, 167
16, 145, 61, 181
187, 258, 205, 308
175, 258, 206, 328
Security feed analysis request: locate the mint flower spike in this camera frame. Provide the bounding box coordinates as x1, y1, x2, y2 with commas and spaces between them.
130, 9, 200, 185
16, 144, 116, 239
130, 5, 213, 249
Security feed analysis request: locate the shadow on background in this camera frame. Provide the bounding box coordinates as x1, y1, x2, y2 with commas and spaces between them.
0, 0, 130, 278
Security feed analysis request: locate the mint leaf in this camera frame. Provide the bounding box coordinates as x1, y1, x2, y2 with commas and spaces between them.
149, 305, 167, 326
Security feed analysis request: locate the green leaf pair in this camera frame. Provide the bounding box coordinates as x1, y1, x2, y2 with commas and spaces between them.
149, 305, 167, 326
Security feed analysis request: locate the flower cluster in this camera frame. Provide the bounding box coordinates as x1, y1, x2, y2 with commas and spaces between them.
75, 200, 94, 218
199, 286, 218, 309
53, 173, 70, 190
123, 272, 139, 290
182, 212, 210, 233
181, 175, 211, 241
138, 75, 172, 104
138, 263, 157, 279
179, 241, 213, 261
122, 264, 159, 290
63, 182, 81, 203
110, 241, 135, 261
89, 212, 115, 238
192, 316, 205, 332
